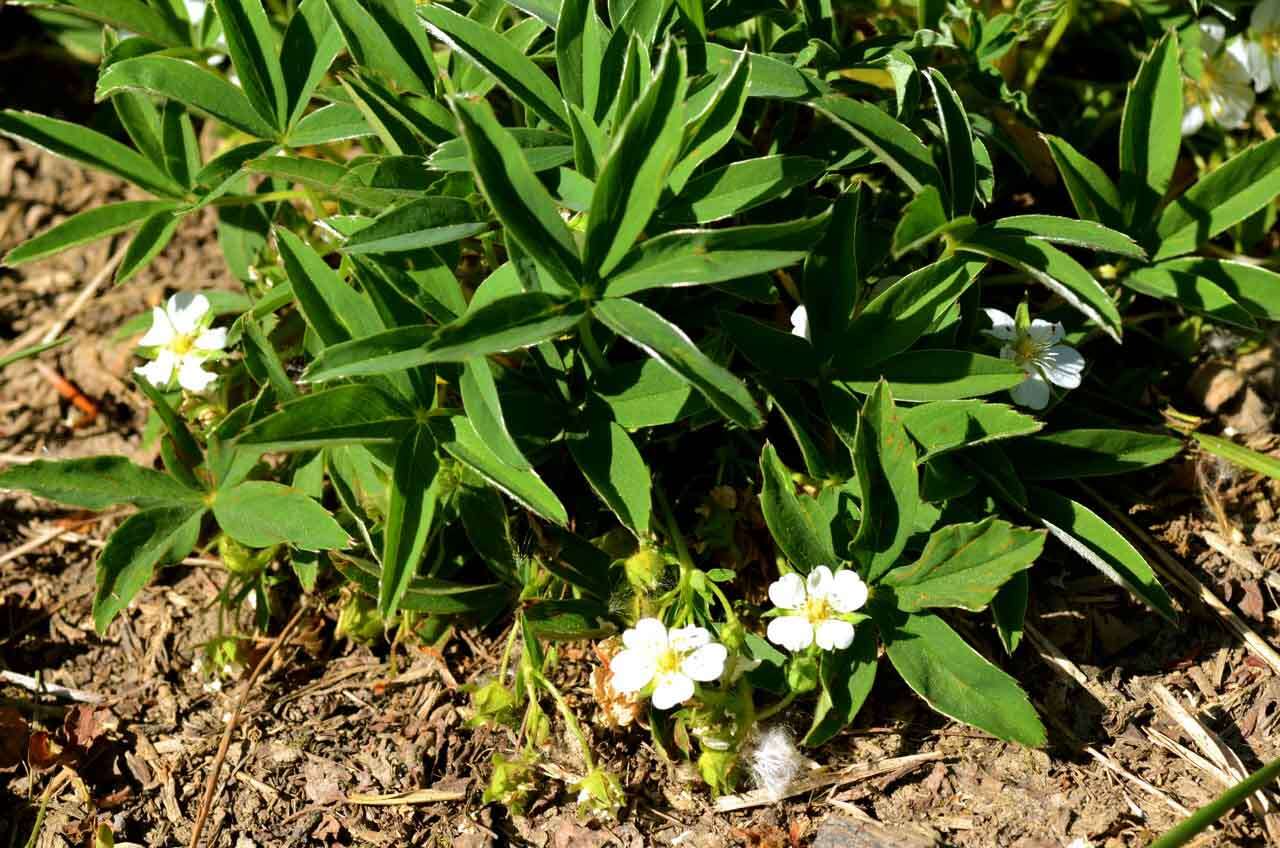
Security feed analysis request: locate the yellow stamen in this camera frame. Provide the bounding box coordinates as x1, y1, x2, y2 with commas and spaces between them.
171, 334, 196, 355
656, 649, 682, 675
805, 595, 831, 624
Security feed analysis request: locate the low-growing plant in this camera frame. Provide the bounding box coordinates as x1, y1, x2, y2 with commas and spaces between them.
3, 0, 1280, 812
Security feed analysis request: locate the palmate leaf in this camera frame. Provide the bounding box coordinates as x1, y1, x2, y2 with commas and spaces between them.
584, 43, 688, 279
451, 98, 584, 294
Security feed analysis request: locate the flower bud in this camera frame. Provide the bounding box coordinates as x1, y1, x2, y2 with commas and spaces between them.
786, 653, 820, 694
218, 535, 273, 576
335, 594, 384, 642
483, 753, 539, 817
624, 546, 667, 592
573, 767, 625, 818
697, 748, 739, 796
466, 680, 519, 729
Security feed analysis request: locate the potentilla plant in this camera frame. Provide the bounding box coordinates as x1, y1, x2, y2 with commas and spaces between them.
2, 0, 1280, 814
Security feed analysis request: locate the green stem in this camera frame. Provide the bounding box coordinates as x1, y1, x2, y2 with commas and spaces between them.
654, 484, 696, 623
205, 189, 311, 208
498, 620, 520, 683
1149, 755, 1280, 848
578, 316, 610, 375
1023, 0, 1075, 93
530, 668, 595, 770
755, 688, 800, 722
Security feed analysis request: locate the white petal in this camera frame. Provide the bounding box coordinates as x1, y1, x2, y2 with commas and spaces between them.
768, 573, 807, 611
1208, 80, 1254, 128
1010, 372, 1051, 410
167, 292, 211, 335
177, 356, 218, 392
609, 649, 657, 693
1041, 344, 1085, 389
827, 569, 869, 613
138, 306, 176, 347
806, 566, 835, 601
1201, 17, 1226, 53
790, 305, 809, 341
1027, 319, 1064, 346
668, 626, 711, 654
195, 326, 228, 351
767, 616, 814, 652
1181, 102, 1206, 136
680, 643, 727, 682
982, 308, 1016, 341
814, 619, 856, 651
1246, 41, 1272, 91
650, 672, 694, 710
184, 0, 207, 23
135, 350, 176, 387
622, 618, 669, 655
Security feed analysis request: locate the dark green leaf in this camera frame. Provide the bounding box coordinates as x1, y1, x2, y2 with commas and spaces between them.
569, 398, 652, 534
1118, 30, 1181, 231
718, 311, 820, 379
94, 505, 206, 634
662, 155, 825, 224
96, 56, 279, 139
556, 0, 605, 115
381, 427, 443, 618
987, 215, 1146, 260
1123, 264, 1261, 330
851, 381, 918, 582
803, 622, 877, 746
281, 0, 344, 126
810, 95, 941, 193
116, 209, 180, 284
925, 69, 976, 217
4, 200, 178, 266
213, 480, 350, 550
668, 47, 748, 193
759, 442, 837, 572
1027, 486, 1176, 621
592, 357, 705, 429
1138, 258, 1280, 322
238, 384, 415, 450
1004, 429, 1183, 479
342, 197, 488, 255
1044, 135, 1123, 227
212, 0, 287, 131
585, 44, 688, 278
593, 298, 762, 429
0, 110, 183, 198
460, 358, 530, 470
878, 608, 1046, 746
276, 227, 383, 345
883, 518, 1045, 612
0, 456, 200, 510
325, 0, 439, 96
838, 350, 1025, 401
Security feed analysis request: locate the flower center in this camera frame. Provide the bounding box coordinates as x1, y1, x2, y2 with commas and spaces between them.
1012, 334, 1043, 365
656, 648, 682, 675
171, 334, 196, 355
1262, 28, 1280, 55
804, 595, 832, 623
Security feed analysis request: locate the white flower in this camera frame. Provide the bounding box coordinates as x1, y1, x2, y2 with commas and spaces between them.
983, 308, 1084, 410
748, 726, 805, 801
1183, 19, 1255, 135
1247, 0, 1280, 92
184, 0, 207, 23
608, 618, 727, 710
135, 292, 227, 393
790, 305, 809, 341
766, 566, 868, 652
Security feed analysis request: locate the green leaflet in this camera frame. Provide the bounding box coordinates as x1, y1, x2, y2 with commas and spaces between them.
852, 381, 918, 582
568, 398, 653, 535
837, 350, 1025, 401
878, 607, 1047, 746
0, 456, 201, 510
0, 110, 184, 198
1003, 429, 1183, 479
810, 95, 941, 194
1118, 30, 1181, 232
212, 0, 288, 131
94, 505, 206, 634
1043, 134, 1123, 227
1026, 486, 1176, 622
592, 297, 762, 429
381, 426, 443, 618
661, 155, 826, 224
212, 480, 350, 550
422, 4, 568, 130
882, 518, 1045, 612
900, 400, 1042, 461
925, 69, 976, 217
803, 623, 878, 747
584, 44, 688, 278
1192, 432, 1280, 481
342, 197, 489, 255
237, 384, 416, 451
326, 0, 439, 97
4, 200, 179, 265
97, 56, 279, 139
759, 442, 837, 572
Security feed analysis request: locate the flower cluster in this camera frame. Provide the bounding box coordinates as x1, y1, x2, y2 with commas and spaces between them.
605, 565, 869, 711
1184, 3, 1280, 136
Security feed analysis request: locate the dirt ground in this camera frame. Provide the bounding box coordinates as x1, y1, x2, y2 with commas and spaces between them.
6, 18, 1280, 848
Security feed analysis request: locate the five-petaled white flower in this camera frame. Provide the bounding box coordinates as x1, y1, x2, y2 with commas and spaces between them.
1247, 0, 1280, 92
135, 293, 227, 393
1183, 18, 1255, 136
766, 566, 868, 652
789, 305, 809, 341
609, 618, 727, 710
983, 308, 1084, 410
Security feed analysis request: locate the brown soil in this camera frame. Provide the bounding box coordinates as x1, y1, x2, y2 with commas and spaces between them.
5, 24, 1280, 848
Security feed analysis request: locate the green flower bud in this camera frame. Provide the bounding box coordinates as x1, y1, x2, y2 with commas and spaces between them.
483, 753, 539, 817
624, 546, 667, 592
697, 749, 739, 796
335, 593, 384, 642
467, 680, 519, 729
573, 767, 625, 819
786, 653, 820, 694
218, 535, 273, 576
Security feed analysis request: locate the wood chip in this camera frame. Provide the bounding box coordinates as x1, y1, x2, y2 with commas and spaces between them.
345, 787, 466, 805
